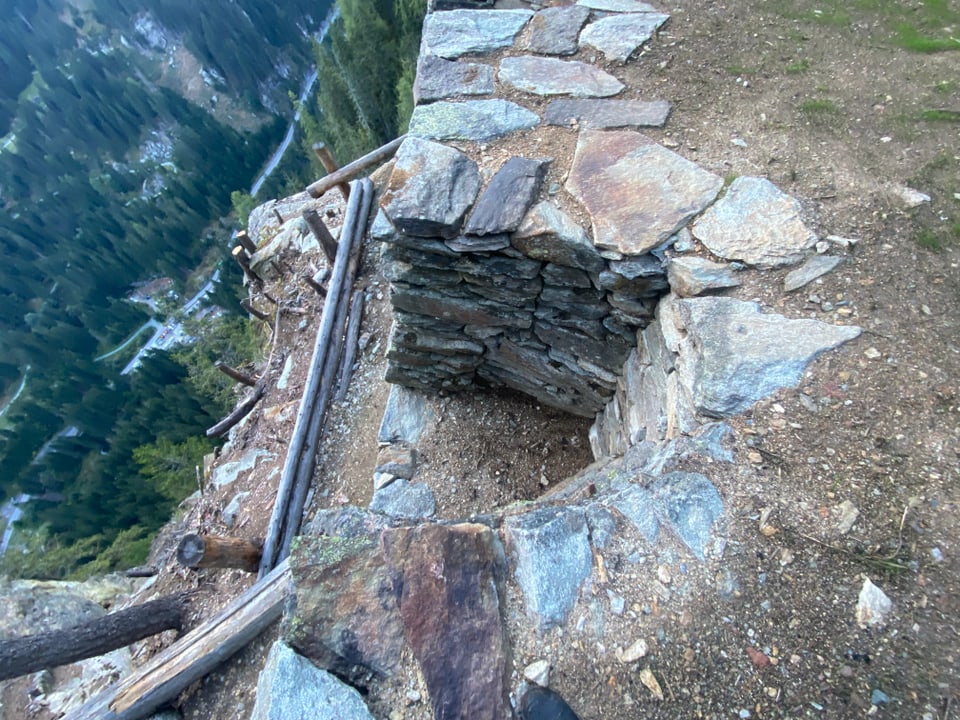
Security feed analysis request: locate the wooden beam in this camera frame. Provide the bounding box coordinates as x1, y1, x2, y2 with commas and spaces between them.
306, 135, 405, 199
240, 298, 271, 323
335, 290, 365, 402
234, 230, 257, 255
67, 561, 290, 720
205, 381, 266, 438
232, 246, 262, 287
302, 208, 339, 265
311, 142, 351, 200
176, 534, 262, 573
215, 361, 257, 387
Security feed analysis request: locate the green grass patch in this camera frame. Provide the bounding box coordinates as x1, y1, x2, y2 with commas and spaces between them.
915, 229, 944, 251
726, 64, 753, 76
918, 109, 960, 123
786, 58, 811, 74
799, 98, 840, 114
933, 80, 958, 94
895, 23, 960, 52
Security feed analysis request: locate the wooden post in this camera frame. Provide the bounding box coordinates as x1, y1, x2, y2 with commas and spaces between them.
312, 142, 351, 200
306, 135, 405, 199
0, 593, 188, 682
235, 230, 257, 255
215, 361, 257, 387
302, 208, 339, 265
335, 290, 365, 401
177, 534, 262, 573
273, 208, 284, 225
205, 381, 266, 438
232, 246, 262, 287
240, 298, 271, 323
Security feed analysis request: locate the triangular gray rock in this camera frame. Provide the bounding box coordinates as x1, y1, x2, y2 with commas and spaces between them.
524, 5, 591, 55
651, 471, 724, 560
499, 56, 624, 97
378, 385, 435, 445
513, 201, 606, 272
545, 99, 671, 129
414, 56, 495, 104
579, 12, 669, 62
380, 137, 480, 239
251, 642, 374, 720
692, 176, 817, 268
566, 131, 723, 255
421, 9, 533, 59
369, 479, 436, 520
408, 99, 540, 142
465, 157, 550, 236
667, 256, 741, 297
784, 254, 843, 292
675, 297, 862, 416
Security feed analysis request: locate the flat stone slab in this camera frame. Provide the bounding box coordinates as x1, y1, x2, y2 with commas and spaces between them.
380, 137, 480, 239
545, 99, 671, 129
566, 130, 723, 255
784, 254, 843, 291
651, 471, 724, 560
421, 9, 533, 59
409, 99, 540, 142
577, 0, 658, 10
523, 5, 591, 55
674, 297, 862, 416
579, 12, 670, 62
504, 506, 593, 631
414, 56, 495, 104
465, 157, 550, 236
499, 56, 624, 97
667, 256, 741, 297
692, 176, 817, 268
513, 201, 606, 273
378, 384, 435, 445
382, 524, 510, 720
369, 479, 436, 520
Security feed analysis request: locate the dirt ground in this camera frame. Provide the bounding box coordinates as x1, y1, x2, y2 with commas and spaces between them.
12, 1, 957, 719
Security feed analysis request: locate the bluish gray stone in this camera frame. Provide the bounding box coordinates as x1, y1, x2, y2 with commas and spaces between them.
512, 201, 606, 272
650, 471, 723, 560
577, 0, 658, 10
524, 5, 591, 55
445, 234, 511, 253
251, 642, 375, 720
605, 483, 660, 543
545, 99, 671, 129
421, 9, 533, 59
783, 254, 843, 292
465, 157, 551, 236
369, 479, 436, 520
505, 507, 592, 630
675, 297, 862, 416
409, 99, 540, 142
414, 56, 496, 104
499, 56, 624, 98
380, 137, 481, 239
541, 263, 593, 288
378, 385, 435, 445
692, 176, 817, 269
585, 505, 618, 549
667, 256, 741, 297
640, 422, 735, 477
579, 13, 669, 62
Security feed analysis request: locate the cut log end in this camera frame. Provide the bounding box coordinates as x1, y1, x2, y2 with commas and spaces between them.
177, 534, 263, 573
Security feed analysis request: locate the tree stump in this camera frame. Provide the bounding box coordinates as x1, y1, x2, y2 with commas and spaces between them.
177, 534, 262, 573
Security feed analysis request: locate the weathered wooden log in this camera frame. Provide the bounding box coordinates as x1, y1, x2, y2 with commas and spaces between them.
232, 246, 262, 287
272, 208, 284, 225
259, 179, 372, 577
302, 207, 339, 265
312, 142, 351, 200
124, 566, 157, 578
234, 230, 257, 255
67, 561, 290, 720
306, 135, 405, 199
0, 593, 188, 682
335, 290, 365, 402
176, 534, 262, 573
239, 298, 271, 323
205, 381, 266, 438
304, 274, 326, 296
215, 361, 257, 387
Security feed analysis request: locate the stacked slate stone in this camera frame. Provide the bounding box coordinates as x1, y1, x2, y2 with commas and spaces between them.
376, 136, 669, 417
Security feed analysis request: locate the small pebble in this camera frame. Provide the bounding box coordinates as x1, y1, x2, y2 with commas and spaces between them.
864, 347, 882, 359
871, 689, 890, 705
523, 659, 551, 687
657, 565, 672, 585
617, 638, 649, 663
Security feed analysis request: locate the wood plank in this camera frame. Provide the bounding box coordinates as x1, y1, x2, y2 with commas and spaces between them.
305, 135, 405, 199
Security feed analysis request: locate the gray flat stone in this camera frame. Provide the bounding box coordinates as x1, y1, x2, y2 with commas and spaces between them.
604, 483, 660, 543
369, 479, 436, 520
251, 642, 374, 720
504, 506, 592, 631
392, 287, 533, 328
784, 254, 844, 292
577, 0, 658, 10
380, 137, 481, 239
499, 56, 624, 98
421, 9, 533, 59
545, 99, 671, 129
541, 263, 593, 288
409, 99, 540, 142
414, 56, 495, 104
465, 157, 550, 236
513, 201, 606, 272
692, 176, 817, 269
445, 234, 511, 253
378, 385, 435, 445
524, 5, 591, 55
667, 256, 741, 297
566, 131, 723, 255
675, 297, 862, 416
579, 13, 669, 62
650, 471, 724, 560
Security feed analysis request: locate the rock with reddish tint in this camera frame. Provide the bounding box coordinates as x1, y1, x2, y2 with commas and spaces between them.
382, 523, 510, 720
523, 5, 590, 55
285, 531, 404, 681
566, 131, 723, 255
465, 157, 551, 236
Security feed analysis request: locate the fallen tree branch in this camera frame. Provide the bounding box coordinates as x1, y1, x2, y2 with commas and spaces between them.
312, 142, 352, 200
205, 381, 266, 438
215, 361, 257, 387
306, 135, 405, 199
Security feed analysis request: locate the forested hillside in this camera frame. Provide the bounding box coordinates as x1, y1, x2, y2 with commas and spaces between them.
0, 0, 424, 580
